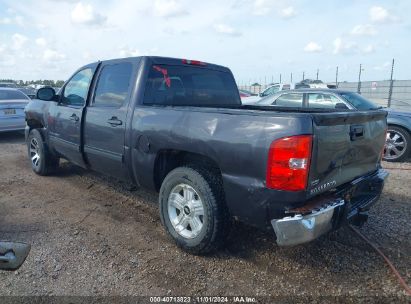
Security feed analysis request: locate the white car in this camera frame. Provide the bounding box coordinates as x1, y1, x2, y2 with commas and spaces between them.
241, 83, 293, 105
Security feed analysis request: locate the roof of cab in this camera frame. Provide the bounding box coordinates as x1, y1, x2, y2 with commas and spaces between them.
96, 56, 231, 72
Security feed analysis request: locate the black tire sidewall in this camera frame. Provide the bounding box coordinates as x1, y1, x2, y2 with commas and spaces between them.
385, 126, 410, 162
159, 167, 216, 251
27, 129, 47, 174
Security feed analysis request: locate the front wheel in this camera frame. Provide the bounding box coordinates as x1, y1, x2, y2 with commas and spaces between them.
159, 167, 230, 255
27, 129, 59, 175
383, 126, 410, 162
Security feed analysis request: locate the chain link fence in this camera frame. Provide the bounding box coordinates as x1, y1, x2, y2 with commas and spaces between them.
238, 80, 411, 111
237, 59, 411, 111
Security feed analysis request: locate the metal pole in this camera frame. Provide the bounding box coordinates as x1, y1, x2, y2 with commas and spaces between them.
316, 69, 319, 80
335, 66, 338, 87
388, 59, 394, 108
357, 64, 362, 94
302, 71, 305, 81
279, 74, 282, 83
290, 72, 293, 83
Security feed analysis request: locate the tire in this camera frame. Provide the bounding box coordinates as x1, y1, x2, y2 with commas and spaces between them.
384, 126, 410, 162
159, 166, 230, 255
27, 129, 59, 175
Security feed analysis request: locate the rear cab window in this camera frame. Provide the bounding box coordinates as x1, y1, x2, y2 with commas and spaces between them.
143, 65, 240, 106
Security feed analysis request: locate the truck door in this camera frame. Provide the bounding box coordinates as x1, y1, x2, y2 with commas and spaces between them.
48, 64, 97, 167
83, 60, 134, 180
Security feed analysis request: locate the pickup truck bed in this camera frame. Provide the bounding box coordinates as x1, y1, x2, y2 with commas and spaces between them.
24, 56, 388, 254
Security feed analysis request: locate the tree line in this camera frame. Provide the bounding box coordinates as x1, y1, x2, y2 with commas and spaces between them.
0, 79, 65, 87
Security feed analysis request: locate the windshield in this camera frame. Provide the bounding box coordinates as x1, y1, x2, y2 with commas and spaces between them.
340, 92, 379, 110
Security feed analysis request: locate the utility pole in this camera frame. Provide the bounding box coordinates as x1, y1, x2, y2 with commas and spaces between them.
357, 64, 363, 94
279, 74, 282, 83
388, 58, 395, 107
335, 66, 339, 87
290, 72, 293, 83
302, 71, 305, 81
316, 69, 319, 80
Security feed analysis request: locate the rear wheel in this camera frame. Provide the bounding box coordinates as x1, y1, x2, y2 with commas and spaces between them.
159, 167, 230, 255
383, 126, 410, 162
27, 129, 59, 175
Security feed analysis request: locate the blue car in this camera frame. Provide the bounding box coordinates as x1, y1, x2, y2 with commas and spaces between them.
256, 89, 411, 162
0, 88, 30, 133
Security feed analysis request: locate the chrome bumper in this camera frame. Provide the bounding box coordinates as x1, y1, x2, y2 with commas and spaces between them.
271, 199, 345, 246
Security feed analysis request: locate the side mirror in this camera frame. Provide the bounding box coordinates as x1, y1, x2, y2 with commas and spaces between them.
0, 241, 31, 271
259, 93, 264, 97
36, 87, 56, 101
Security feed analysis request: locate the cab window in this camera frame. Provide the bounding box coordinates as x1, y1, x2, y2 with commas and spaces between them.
93, 63, 132, 107
62, 68, 93, 106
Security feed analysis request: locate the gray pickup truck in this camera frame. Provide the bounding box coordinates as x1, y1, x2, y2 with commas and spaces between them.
25, 56, 388, 254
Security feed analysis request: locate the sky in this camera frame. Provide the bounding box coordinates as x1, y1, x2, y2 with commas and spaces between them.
0, 0, 410, 84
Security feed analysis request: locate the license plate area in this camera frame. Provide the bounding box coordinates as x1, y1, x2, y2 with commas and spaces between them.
4, 109, 16, 115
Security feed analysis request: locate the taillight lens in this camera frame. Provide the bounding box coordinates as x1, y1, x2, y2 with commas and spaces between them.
266, 135, 313, 191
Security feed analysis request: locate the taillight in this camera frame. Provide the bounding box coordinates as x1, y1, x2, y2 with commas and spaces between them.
266, 135, 313, 191
182, 59, 206, 66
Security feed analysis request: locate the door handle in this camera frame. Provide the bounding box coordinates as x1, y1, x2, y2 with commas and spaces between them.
70, 113, 79, 122
107, 117, 123, 126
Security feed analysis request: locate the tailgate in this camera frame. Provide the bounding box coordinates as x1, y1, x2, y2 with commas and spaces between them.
308, 110, 387, 196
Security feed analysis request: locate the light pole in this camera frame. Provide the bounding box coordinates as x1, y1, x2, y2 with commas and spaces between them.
335, 66, 338, 87
357, 64, 364, 94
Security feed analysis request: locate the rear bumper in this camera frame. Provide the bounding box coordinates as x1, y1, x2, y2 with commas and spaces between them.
0, 117, 26, 132
271, 169, 389, 246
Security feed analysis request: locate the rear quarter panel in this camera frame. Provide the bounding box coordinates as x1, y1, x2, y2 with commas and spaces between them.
130, 106, 313, 227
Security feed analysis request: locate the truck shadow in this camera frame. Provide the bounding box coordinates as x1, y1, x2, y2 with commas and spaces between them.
0, 131, 25, 144
51, 160, 410, 286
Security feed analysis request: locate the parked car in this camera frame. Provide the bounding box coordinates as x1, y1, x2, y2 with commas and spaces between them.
239, 89, 257, 97
0, 88, 31, 132
256, 88, 410, 162
241, 83, 294, 104
17, 87, 37, 99
0, 82, 17, 88
260, 83, 292, 97
25, 56, 387, 254
297, 79, 328, 89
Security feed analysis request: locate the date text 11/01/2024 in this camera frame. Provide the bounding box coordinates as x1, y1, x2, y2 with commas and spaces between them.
149, 296, 256, 303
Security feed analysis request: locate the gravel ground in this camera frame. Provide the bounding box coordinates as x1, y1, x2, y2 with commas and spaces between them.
0, 131, 409, 302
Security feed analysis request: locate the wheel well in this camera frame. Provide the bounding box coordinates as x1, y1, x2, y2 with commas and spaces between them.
388, 124, 411, 134
153, 150, 222, 191
26, 119, 44, 130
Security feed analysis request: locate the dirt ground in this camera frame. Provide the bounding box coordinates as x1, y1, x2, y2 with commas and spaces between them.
0, 131, 409, 302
